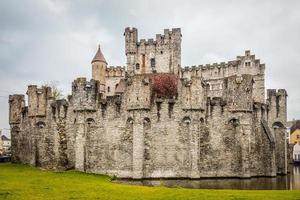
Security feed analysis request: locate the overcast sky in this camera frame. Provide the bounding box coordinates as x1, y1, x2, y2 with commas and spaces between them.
1, 0, 300, 137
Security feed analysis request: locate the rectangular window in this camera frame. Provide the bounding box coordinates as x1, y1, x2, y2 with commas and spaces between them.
245, 61, 251, 67
151, 58, 155, 68
142, 54, 145, 69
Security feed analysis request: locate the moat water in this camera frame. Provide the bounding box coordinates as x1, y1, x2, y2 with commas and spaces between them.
115, 165, 300, 190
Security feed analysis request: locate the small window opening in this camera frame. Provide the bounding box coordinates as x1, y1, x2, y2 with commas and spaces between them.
136, 63, 140, 70
151, 58, 155, 69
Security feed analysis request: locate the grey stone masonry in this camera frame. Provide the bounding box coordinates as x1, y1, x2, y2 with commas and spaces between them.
9, 27, 287, 179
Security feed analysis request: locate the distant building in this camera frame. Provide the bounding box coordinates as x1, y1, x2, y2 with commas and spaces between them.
0, 133, 3, 156
290, 120, 300, 144
286, 120, 294, 143
287, 120, 300, 164
293, 143, 300, 163
0, 135, 11, 155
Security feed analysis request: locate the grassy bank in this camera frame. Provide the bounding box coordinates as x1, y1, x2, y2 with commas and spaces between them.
0, 163, 299, 200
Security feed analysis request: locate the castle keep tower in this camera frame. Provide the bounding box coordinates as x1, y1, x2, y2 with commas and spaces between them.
91, 45, 107, 94
124, 27, 182, 75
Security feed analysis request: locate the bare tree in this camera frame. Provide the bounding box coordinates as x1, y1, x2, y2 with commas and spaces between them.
43, 81, 64, 100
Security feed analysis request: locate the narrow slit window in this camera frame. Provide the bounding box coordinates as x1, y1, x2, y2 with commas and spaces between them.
151, 58, 155, 69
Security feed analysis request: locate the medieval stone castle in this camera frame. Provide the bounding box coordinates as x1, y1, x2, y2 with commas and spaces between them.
9, 27, 287, 179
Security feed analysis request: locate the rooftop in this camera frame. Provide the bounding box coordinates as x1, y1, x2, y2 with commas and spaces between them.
1, 135, 10, 141
91, 45, 107, 64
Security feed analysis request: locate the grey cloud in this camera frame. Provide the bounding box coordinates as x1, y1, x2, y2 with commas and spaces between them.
0, 0, 300, 137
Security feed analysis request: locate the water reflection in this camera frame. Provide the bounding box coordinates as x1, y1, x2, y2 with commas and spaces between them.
115, 165, 300, 190
291, 165, 300, 190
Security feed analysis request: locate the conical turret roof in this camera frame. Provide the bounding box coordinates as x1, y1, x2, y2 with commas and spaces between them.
91, 45, 107, 64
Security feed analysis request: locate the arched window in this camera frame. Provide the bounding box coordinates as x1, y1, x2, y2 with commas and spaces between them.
107, 86, 110, 92
200, 118, 204, 124
182, 116, 191, 125
229, 118, 239, 127
126, 117, 134, 133
36, 121, 46, 129
272, 121, 284, 129
143, 117, 151, 129
86, 118, 95, 126
126, 117, 134, 125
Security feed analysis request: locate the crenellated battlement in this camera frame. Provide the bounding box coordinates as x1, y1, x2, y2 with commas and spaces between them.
138, 38, 156, 45
124, 27, 137, 32
71, 78, 100, 111
27, 85, 52, 117
137, 28, 181, 46
267, 89, 287, 98
266, 89, 287, 122
180, 50, 265, 80
51, 99, 68, 120
106, 66, 126, 77
71, 77, 99, 91
9, 94, 25, 124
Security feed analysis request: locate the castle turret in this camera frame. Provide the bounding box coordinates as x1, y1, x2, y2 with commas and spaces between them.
71, 78, 99, 111
124, 27, 138, 74
27, 85, 52, 117
267, 89, 287, 175
9, 95, 25, 125
91, 45, 107, 94
223, 74, 254, 177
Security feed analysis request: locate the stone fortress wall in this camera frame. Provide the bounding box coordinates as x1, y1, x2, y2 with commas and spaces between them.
9, 27, 287, 179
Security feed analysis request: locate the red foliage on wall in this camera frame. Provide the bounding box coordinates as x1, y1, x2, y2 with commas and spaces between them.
151, 74, 178, 97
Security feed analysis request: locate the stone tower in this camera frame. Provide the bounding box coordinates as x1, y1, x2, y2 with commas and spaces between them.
267, 89, 288, 174
27, 85, 52, 117
124, 27, 138, 75
124, 27, 182, 75
91, 45, 107, 94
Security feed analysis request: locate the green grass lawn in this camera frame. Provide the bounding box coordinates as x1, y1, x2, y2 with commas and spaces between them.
0, 163, 299, 200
